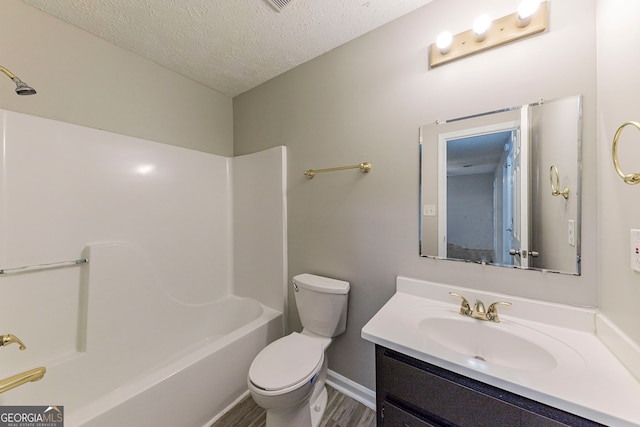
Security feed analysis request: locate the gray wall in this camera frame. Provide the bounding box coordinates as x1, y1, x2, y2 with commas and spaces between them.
0, 0, 233, 156
234, 0, 598, 390
597, 0, 640, 346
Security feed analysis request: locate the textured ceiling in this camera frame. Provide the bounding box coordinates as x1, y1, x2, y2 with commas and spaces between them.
21, 0, 434, 97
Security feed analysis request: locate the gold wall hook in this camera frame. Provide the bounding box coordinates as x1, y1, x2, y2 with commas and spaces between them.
304, 162, 371, 179
612, 121, 640, 185
549, 165, 569, 199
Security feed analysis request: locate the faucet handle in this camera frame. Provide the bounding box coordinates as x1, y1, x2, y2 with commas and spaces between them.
1, 334, 26, 350
449, 292, 471, 316
487, 301, 512, 323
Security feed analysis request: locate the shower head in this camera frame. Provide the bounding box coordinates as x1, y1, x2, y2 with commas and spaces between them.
0, 66, 36, 95
12, 78, 36, 96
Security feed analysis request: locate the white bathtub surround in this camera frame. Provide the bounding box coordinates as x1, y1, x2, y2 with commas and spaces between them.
233, 147, 289, 315
362, 276, 640, 427
0, 110, 287, 426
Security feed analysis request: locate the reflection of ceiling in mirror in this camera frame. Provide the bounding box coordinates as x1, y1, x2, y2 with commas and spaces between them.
447, 131, 513, 176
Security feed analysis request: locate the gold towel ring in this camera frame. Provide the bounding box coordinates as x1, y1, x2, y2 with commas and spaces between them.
612, 121, 640, 185
549, 165, 569, 199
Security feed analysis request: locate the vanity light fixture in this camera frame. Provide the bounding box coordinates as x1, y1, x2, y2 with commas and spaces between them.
429, 0, 548, 68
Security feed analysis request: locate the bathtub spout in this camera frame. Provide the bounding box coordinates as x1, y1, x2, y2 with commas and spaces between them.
0, 367, 46, 394
0, 334, 26, 350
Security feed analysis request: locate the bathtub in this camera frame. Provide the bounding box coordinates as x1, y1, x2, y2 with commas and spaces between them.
0, 243, 283, 427
69, 297, 282, 426
0, 294, 281, 427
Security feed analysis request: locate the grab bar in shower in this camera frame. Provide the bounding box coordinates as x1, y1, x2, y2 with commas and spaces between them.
0, 258, 89, 275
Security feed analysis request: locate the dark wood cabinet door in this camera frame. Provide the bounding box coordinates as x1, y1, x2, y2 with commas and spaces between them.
376, 345, 604, 427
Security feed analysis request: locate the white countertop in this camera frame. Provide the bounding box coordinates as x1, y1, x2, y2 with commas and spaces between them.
361, 276, 640, 427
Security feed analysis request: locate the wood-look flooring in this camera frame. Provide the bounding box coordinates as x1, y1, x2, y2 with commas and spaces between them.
211, 385, 376, 427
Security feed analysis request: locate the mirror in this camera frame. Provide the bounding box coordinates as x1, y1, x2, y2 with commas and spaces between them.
420, 95, 582, 275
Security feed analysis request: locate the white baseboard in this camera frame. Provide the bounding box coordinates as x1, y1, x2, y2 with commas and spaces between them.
326, 369, 376, 410
208, 370, 376, 427
204, 390, 250, 427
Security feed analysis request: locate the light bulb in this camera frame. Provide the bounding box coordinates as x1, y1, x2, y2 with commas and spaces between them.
517, 0, 541, 27
436, 31, 453, 54
473, 14, 492, 41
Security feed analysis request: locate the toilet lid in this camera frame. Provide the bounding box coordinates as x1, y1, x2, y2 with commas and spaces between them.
249, 333, 324, 391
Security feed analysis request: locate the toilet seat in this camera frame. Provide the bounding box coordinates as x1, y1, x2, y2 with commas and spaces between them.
249, 332, 324, 392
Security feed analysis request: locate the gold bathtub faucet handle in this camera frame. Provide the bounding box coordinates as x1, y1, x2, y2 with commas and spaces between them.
1, 334, 26, 350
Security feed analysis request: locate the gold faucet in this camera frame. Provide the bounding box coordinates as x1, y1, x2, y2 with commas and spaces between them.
0, 367, 46, 394
450, 292, 511, 323
0, 334, 26, 350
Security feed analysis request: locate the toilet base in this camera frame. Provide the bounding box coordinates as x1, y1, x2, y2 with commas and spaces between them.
265, 397, 312, 427
310, 386, 328, 427
263, 385, 328, 427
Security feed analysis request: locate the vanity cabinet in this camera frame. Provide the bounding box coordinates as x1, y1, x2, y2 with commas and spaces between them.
376, 345, 604, 427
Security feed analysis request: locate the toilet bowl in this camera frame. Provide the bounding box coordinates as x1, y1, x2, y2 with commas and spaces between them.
248, 274, 349, 427
248, 333, 325, 426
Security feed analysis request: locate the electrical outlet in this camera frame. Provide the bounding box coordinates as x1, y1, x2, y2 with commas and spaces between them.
631, 229, 640, 272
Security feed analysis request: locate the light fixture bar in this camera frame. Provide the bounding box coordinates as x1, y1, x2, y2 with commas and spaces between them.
429, 1, 548, 68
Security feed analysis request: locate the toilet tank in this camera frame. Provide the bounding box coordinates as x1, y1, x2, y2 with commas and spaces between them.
293, 274, 349, 338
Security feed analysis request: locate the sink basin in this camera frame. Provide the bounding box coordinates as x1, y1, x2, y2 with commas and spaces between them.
419, 316, 557, 371
403, 306, 585, 373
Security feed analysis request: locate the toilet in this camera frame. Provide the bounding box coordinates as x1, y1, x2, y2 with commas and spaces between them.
248, 273, 350, 427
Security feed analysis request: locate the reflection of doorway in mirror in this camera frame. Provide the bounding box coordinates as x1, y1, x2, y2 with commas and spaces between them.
441, 125, 521, 266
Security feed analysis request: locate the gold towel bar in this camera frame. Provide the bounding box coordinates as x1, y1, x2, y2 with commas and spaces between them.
612, 121, 640, 185
549, 165, 569, 199
0, 258, 88, 275
304, 162, 372, 179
